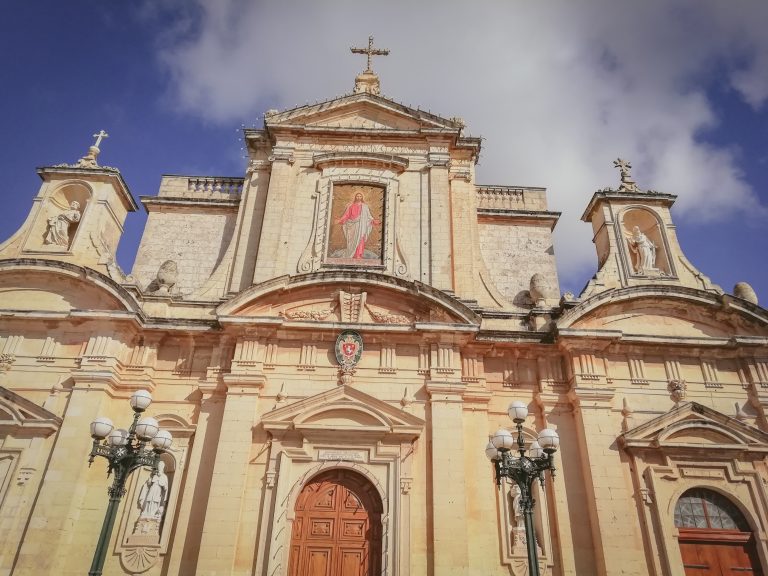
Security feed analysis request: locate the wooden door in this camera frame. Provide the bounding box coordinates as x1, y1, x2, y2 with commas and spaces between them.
289, 469, 382, 576
680, 533, 762, 575
676, 489, 763, 576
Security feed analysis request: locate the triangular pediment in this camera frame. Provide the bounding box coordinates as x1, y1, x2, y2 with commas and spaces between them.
264, 92, 463, 133
262, 384, 424, 442
0, 386, 61, 437
619, 402, 768, 454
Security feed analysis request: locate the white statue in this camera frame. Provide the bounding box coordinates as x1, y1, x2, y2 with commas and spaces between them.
628, 226, 657, 274
510, 483, 524, 529
44, 201, 81, 247
138, 461, 169, 520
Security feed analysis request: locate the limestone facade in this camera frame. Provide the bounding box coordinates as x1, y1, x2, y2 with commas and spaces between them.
0, 82, 767, 576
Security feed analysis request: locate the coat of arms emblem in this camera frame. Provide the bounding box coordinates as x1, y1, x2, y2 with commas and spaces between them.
335, 331, 363, 370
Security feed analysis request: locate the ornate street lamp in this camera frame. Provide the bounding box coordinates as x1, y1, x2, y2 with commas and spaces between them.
87, 389, 172, 576
485, 401, 560, 576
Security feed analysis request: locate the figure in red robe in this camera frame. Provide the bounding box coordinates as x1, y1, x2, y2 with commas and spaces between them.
336, 193, 380, 259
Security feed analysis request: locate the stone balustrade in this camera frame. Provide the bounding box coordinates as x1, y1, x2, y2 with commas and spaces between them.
476, 185, 548, 211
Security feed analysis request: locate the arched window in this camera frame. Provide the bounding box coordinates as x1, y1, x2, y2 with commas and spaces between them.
674, 488, 749, 531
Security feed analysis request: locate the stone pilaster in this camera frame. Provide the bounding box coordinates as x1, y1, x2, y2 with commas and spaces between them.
426, 377, 469, 575
14, 371, 117, 575
427, 151, 453, 292
195, 372, 264, 575
252, 149, 296, 284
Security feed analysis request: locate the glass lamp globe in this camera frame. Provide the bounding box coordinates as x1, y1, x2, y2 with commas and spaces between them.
130, 389, 152, 412
485, 441, 500, 461
107, 428, 129, 447
135, 417, 160, 441
90, 417, 114, 439
507, 401, 529, 423
528, 440, 544, 459
538, 428, 560, 453
151, 429, 173, 451
491, 428, 515, 452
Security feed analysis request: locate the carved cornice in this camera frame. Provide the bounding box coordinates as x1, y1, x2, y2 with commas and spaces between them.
312, 151, 408, 172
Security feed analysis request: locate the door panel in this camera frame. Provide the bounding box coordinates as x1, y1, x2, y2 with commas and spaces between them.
289, 469, 382, 576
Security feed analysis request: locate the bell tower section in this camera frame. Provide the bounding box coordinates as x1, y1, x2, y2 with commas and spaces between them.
580, 158, 721, 298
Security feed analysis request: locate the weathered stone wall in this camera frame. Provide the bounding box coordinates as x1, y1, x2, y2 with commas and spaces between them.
478, 219, 560, 307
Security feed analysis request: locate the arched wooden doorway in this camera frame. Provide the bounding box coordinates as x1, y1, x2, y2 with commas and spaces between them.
288, 469, 383, 576
675, 488, 763, 575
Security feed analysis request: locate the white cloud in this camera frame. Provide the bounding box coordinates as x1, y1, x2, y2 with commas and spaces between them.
153, 0, 768, 289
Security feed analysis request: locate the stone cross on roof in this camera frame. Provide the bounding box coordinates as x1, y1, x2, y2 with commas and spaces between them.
350, 36, 389, 73
92, 130, 109, 149
613, 157, 641, 193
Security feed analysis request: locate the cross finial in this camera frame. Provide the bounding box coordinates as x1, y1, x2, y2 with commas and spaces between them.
613, 158, 641, 192
350, 35, 389, 73
92, 130, 109, 149
613, 157, 632, 179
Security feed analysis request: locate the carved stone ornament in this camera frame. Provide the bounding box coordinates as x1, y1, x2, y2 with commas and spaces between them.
146, 260, 180, 296
367, 305, 411, 325
734, 282, 759, 305
280, 304, 336, 321
529, 273, 554, 307
613, 157, 641, 193
335, 330, 363, 385
668, 379, 686, 402
0, 353, 15, 372
120, 545, 160, 574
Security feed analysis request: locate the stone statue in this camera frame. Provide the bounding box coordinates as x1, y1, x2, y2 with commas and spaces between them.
44, 201, 81, 247
138, 461, 169, 521
509, 483, 524, 529
146, 260, 179, 295
628, 226, 657, 274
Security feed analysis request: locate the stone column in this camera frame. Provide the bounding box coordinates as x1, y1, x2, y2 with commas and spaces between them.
195, 372, 264, 575
427, 151, 453, 292
427, 378, 469, 575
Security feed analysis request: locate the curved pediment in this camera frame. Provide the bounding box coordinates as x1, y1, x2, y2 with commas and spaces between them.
217, 273, 480, 328
0, 260, 140, 314
559, 286, 768, 339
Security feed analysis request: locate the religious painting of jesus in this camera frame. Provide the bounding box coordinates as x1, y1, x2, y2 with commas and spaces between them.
326, 183, 385, 266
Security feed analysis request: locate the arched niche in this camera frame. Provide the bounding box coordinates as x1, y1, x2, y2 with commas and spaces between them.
32, 181, 92, 251
619, 207, 673, 278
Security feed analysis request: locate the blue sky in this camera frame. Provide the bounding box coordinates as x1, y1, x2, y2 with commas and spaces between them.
1, 1, 766, 300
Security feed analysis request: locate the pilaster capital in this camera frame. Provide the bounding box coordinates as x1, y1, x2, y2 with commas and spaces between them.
426, 152, 451, 168
568, 385, 616, 410
268, 146, 295, 165
222, 372, 266, 395
426, 380, 466, 402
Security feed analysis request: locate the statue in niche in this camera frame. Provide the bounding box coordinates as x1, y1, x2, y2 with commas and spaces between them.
508, 482, 543, 556
44, 201, 81, 247
134, 461, 169, 535
628, 226, 657, 275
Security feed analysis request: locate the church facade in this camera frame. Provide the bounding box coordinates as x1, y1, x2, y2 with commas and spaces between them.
1, 55, 767, 576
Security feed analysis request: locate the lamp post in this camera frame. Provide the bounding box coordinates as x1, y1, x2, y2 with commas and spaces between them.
485, 401, 560, 576
86, 389, 172, 576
